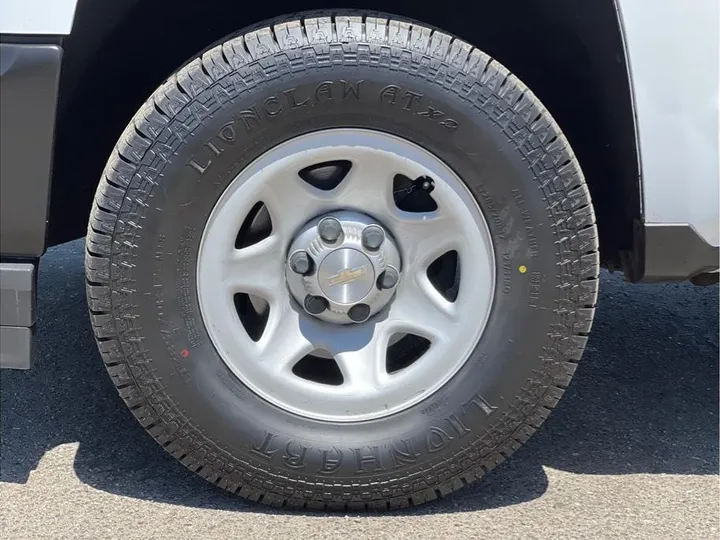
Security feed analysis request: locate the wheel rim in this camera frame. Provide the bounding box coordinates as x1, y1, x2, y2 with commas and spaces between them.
197, 129, 495, 422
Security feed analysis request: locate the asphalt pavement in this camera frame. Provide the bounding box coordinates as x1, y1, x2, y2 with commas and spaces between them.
1, 239, 718, 539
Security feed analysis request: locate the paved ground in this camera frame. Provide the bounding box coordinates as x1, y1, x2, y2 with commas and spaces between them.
1, 239, 718, 539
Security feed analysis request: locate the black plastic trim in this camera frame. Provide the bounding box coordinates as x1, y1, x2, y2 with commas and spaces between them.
0, 34, 63, 46
640, 224, 719, 283
0, 262, 35, 327
0, 327, 35, 370
0, 43, 62, 257
0, 261, 36, 370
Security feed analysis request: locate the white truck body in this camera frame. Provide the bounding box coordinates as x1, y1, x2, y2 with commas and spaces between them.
2, 0, 717, 248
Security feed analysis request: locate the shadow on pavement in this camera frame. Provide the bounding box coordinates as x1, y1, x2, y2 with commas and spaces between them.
1, 239, 718, 514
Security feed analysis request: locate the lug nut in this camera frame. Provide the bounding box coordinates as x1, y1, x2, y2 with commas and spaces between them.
361, 225, 385, 251
304, 295, 328, 315
289, 250, 312, 275
348, 303, 371, 323
318, 217, 343, 244
377, 266, 400, 290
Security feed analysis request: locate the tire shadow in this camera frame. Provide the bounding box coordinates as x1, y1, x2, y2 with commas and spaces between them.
1, 239, 717, 514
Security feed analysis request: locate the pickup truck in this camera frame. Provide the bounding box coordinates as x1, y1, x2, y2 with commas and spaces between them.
1, 0, 717, 510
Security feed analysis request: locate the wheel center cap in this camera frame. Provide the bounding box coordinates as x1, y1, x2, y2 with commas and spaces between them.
318, 249, 375, 304
285, 211, 402, 324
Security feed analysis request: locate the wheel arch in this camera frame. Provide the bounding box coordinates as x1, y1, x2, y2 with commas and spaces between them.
49, 0, 641, 271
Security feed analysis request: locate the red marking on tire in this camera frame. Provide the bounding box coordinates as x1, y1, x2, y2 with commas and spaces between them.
180, 349, 190, 358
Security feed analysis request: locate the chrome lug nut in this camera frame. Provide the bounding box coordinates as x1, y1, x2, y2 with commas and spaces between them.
289, 250, 312, 275
318, 217, 343, 244
377, 266, 400, 290
348, 303, 371, 323
304, 295, 328, 315
361, 225, 385, 251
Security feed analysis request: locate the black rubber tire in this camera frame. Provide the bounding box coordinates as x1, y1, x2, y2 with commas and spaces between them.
85, 13, 599, 511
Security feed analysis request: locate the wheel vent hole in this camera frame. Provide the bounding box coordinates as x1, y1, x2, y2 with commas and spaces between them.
393, 174, 438, 212
233, 293, 270, 342
386, 334, 431, 374
292, 350, 344, 386
299, 160, 352, 191
427, 250, 460, 302
235, 201, 272, 249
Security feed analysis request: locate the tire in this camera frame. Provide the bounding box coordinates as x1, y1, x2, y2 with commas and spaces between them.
85, 12, 599, 510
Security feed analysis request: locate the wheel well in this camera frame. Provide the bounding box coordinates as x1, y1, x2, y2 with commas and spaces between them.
49, 0, 640, 270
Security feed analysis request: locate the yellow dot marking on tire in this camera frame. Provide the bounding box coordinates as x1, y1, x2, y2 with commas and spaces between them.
518, 265, 527, 274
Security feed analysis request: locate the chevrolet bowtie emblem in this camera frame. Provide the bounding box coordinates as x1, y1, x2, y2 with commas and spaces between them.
327, 265, 369, 286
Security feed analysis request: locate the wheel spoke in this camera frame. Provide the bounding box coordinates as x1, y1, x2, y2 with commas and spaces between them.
257, 304, 315, 373
260, 174, 330, 244
333, 149, 401, 216
326, 324, 389, 392
391, 210, 462, 274
389, 274, 457, 342
334, 347, 384, 392
287, 320, 391, 392
222, 235, 284, 298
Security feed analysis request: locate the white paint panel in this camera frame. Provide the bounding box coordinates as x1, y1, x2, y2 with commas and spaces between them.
0, 0, 78, 35
618, 0, 720, 246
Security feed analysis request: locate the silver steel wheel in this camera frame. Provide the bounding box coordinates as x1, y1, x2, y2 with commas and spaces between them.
197, 129, 495, 422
